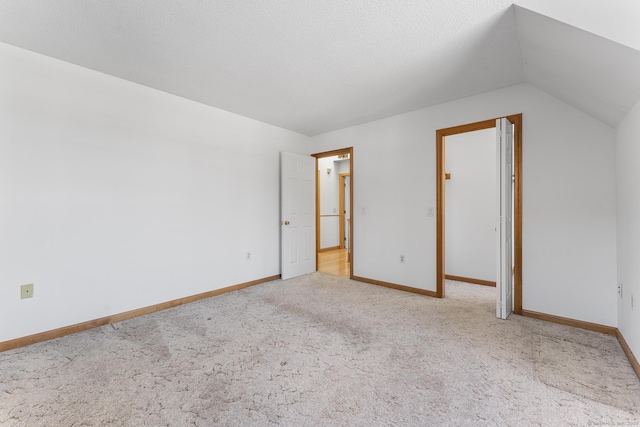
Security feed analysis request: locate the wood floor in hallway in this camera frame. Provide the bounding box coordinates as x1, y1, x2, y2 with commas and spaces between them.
318, 248, 350, 277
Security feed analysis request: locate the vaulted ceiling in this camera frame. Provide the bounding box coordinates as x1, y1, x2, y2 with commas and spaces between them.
0, 1, 638, 135
516, 3, 640, 127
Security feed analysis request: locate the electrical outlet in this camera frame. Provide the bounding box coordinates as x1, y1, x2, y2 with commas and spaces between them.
246, 252, 251, 260
618, 282, 623, 298
632, 294, 635, 310
21, 284, 33, 299
400, 255, 405, 263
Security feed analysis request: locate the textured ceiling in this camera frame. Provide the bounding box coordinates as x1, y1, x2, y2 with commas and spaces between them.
0, 0, 523, 136
0, 1, 638, 135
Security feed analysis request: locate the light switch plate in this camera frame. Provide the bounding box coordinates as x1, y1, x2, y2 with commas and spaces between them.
21, 284, 33, 299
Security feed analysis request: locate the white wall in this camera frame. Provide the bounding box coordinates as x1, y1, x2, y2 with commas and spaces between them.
312, 83, 618, 326
337, 160, 350, 175
0, 42, 310, 343
445, 128, 496, 282
0, 40, 622, 343
615, 98, 640, 361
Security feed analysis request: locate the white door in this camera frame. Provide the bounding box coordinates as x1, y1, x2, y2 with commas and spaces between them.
280, 152, 316, 280
496, 118, 514, 319
344, 175, 350, 249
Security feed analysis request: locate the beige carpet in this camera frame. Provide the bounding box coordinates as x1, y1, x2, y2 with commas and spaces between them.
1, 273, 639, 426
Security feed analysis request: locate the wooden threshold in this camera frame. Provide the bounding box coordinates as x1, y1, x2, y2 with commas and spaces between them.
0, 274, 280, 353
318, 246, 341, 253
445, 274, 496, 287
352, 276, 438, 298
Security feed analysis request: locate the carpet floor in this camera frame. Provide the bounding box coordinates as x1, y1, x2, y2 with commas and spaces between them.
1, 273, 639, 426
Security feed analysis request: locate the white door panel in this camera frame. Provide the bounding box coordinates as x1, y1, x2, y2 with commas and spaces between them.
496, 118, 514, 319
281, 152, 316, 280
345, 176, 350, 249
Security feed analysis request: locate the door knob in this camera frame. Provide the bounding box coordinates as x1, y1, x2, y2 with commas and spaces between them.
283, 220, 290, 225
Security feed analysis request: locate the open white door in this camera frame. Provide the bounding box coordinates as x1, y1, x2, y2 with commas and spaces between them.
280, 152, 316, 280
344, 176, 350, 250
496, 118, 514, 319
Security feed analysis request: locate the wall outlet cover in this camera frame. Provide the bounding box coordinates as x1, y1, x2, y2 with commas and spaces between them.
21, 283, 34, 299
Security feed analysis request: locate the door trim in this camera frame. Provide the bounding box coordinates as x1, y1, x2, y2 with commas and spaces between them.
339, 173, 350, 249
312, 148, 354, 279
436, 114, 523, 314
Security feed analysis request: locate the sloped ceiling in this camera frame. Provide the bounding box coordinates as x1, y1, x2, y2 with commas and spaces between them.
0, 0, 523, 135
516, 0, 640, 52
515, 4, 640, 127
0, 1, 638, 135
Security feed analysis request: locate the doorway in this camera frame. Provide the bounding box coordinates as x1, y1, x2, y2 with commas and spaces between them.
445, 128, 497, 287
312, 148, 354, 278
436, 114, 522, 314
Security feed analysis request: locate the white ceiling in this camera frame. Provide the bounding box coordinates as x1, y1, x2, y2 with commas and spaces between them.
0, 1, 638, 135
516, 0, 640, 52
516, 6, 640, 127
0, 0, 523, 135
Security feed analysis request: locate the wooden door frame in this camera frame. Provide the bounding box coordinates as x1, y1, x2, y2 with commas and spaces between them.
312, 148, 354, 279
339, 173, 350, 249
436, 114, 523, 314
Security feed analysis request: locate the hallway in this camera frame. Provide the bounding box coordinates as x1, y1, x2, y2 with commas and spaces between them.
318, 248, 350, 277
